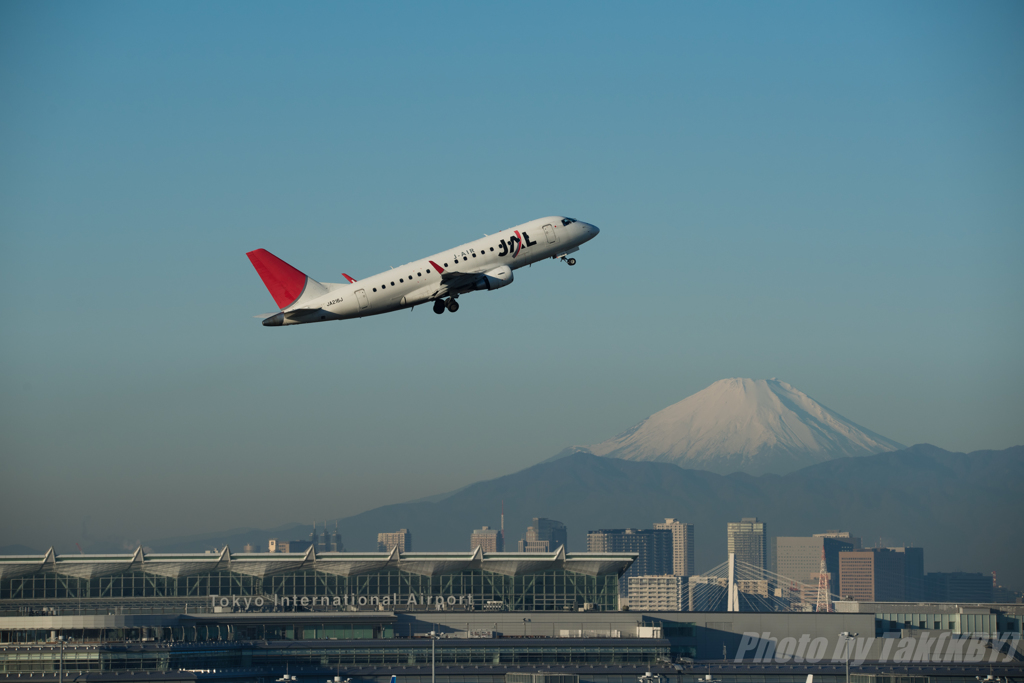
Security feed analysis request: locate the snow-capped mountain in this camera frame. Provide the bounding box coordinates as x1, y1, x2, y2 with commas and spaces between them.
575, 378, 905, 475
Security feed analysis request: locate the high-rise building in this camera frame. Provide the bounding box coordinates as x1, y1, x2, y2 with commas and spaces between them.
268, 539, 280, 553
471, 525, 504, 552
518, 525, 549, 552
329, 523, 343, 553
887, 546, 925, 601
813, 530, 862, 549
517, 518, 566, 552
288, 540, 312, 553
628, 575, 686, 611
727, 518, 767, 570
838, 548, 905, 601
587, 528, 673, 596
925, 572, 993, 603
377, 529, 411, 553
653, 518, 695, 576
775, 534, 856, 600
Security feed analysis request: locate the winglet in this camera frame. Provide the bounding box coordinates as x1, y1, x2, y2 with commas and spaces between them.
428, 260, 445, 274
342, 273, 357, 283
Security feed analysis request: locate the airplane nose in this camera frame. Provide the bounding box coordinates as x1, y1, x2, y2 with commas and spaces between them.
585, 222, 599, 235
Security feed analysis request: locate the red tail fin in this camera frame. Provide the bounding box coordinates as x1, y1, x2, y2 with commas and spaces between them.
246, 249, 314, 309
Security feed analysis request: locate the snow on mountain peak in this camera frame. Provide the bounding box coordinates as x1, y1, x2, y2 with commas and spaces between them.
582, 378, 905, 475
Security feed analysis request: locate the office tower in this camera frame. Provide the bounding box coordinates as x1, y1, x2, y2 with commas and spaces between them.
517, 517, 567, 552
838, 548, 905, 601
775, 534, 856, 599
534, 518, 568, 551
813, 530, 862, 549
329, 522, 343, 552
268, 539, 280, 553
377, 529, 411, 553
653, 518, 695, 576
587, 528, 673, 596
518, 524, 549, 552
925, 572, 993, 602
886, 547, 924, 601
727, 518, 767, 570
288, 539, 312, 553
470, 525, 504, 552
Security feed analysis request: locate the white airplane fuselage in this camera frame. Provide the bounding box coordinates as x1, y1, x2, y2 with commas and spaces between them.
250, 216, 599, 326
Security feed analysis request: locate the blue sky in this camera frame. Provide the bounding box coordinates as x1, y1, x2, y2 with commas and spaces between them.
1, 1, 1022, 551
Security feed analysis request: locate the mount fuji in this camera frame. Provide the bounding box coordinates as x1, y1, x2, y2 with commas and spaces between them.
566, 378, 905, 475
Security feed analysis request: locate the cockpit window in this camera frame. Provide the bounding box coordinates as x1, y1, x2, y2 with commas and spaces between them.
561, 217, 577, 226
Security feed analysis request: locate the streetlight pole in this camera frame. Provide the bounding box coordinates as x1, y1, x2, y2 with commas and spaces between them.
58, 633, 71, 683
429, 630, 437, 683
839, 632, 858, 683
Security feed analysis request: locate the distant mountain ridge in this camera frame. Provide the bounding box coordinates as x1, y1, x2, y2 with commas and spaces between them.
565, 378, 904, 475
141, 444, 1024, 590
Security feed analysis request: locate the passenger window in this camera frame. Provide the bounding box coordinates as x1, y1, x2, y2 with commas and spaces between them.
381, 285, 386, 289
373, 288, 377, 292
426, 269, 431, 273
391, 281, 395, 286
454, 259, 459, 263
444, 263, 448, 267
417, 272, 422, 276
490, 247, 494, 251
400, 278, 404, 283
471, 253, 476, 258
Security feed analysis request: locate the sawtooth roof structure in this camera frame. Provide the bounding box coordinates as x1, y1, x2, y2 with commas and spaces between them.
0, 547, 635, 580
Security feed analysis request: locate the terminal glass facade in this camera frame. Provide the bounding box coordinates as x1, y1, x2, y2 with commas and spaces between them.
1, 568, 619, 612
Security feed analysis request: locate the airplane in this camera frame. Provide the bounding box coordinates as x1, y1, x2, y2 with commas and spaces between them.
247, 216, 599, 326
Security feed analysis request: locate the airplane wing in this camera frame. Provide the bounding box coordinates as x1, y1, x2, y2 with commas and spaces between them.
428, 261, 486, 292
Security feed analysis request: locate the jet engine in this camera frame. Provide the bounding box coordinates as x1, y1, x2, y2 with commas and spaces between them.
473, 266, 514, 290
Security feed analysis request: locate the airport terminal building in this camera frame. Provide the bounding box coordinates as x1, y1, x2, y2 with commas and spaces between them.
2, 549, 1021, 683
0, 547, 629, 615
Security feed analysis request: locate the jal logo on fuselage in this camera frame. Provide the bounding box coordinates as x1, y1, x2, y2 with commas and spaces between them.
497, 230, 537, 258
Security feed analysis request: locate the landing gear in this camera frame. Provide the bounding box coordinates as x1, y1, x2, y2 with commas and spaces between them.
434, 297, 460, 314
567, 258, 577, 266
